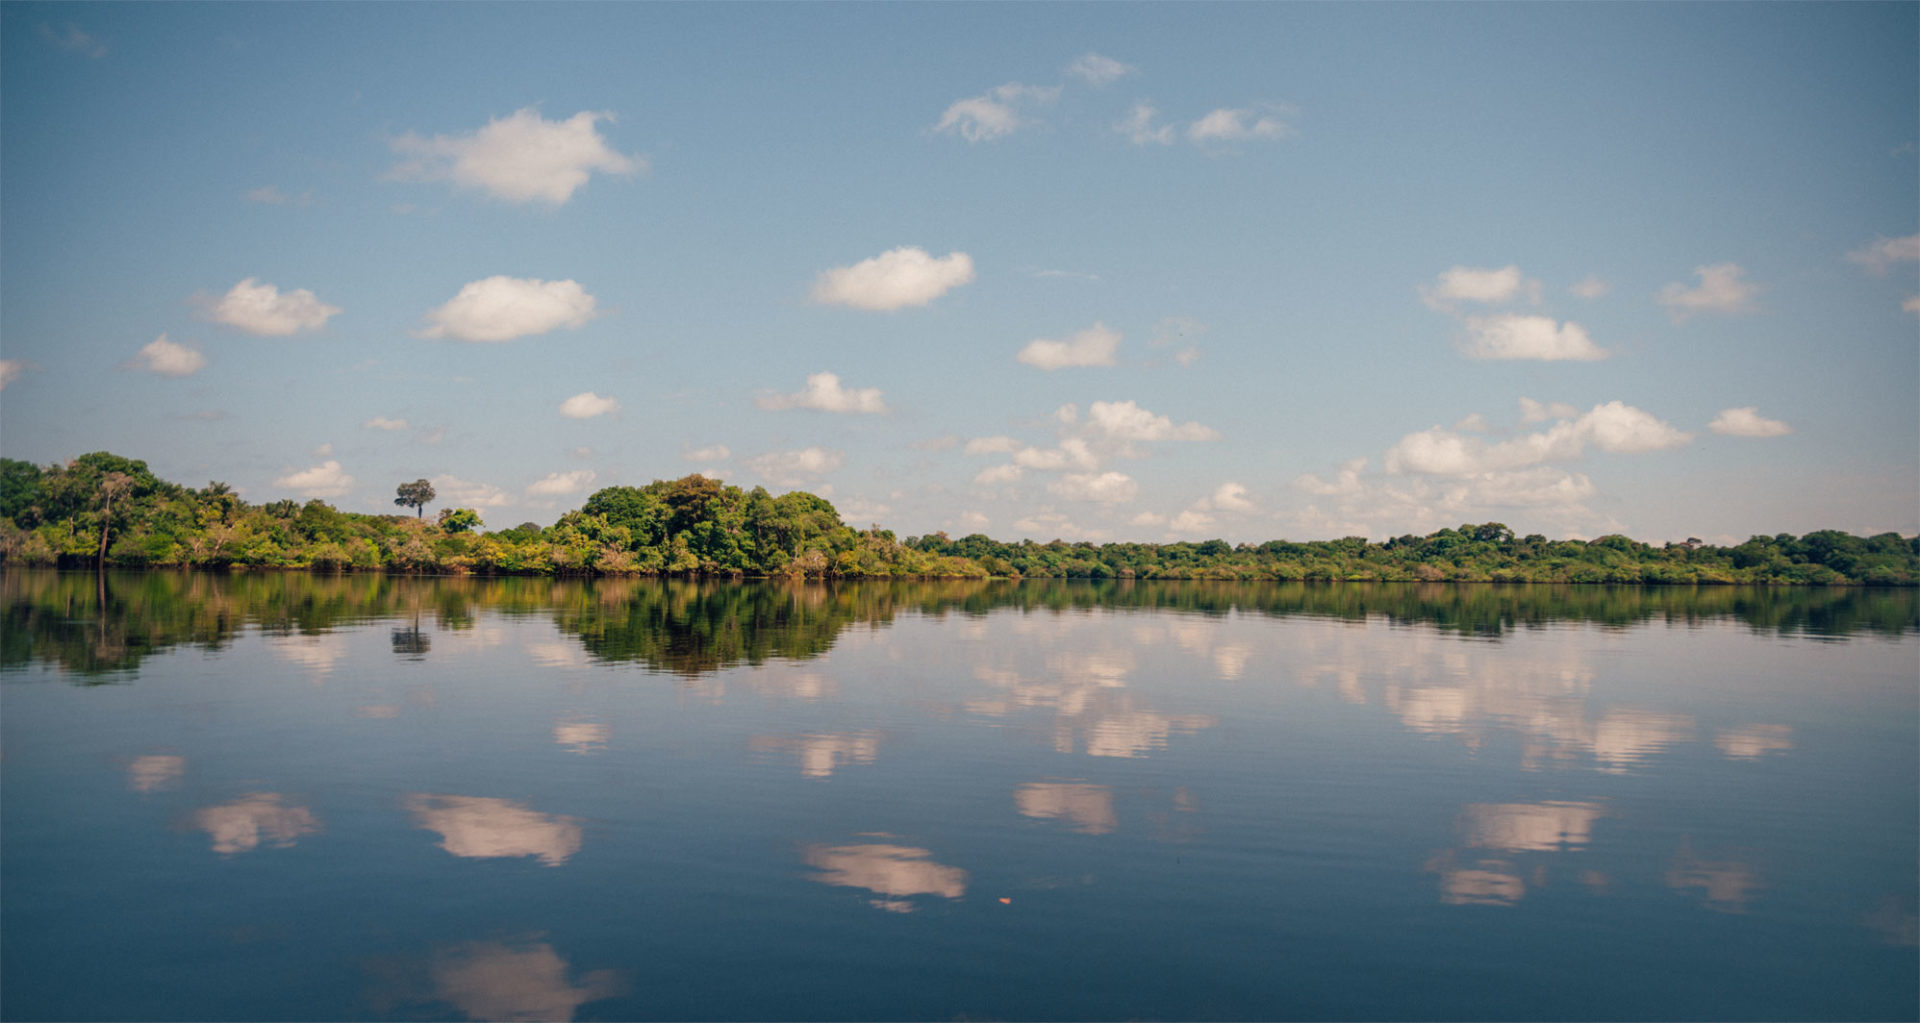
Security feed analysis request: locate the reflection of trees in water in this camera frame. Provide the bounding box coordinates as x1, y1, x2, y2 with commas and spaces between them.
3, 568, 1915, 680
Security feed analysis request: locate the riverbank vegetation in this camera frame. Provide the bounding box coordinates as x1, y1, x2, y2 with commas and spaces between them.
1, 452, 1914, 584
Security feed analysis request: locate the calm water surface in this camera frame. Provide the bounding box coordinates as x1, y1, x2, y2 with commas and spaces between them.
3, 570, 1915, 1021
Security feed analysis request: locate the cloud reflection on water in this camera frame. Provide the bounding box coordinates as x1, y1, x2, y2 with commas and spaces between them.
802, 841, 968, 912
1015, 781, 1118, 834
193, 793, 321, 855
127, 754, 184, 792
402, 794, 583, 866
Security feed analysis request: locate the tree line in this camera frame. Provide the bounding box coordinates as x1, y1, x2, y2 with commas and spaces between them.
1, 452, 1914, 584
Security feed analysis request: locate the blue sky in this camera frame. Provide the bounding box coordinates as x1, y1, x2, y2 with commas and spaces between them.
3, 2, 1914, 544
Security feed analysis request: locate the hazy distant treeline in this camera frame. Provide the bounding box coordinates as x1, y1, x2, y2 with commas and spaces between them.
2, 452, 1914, 584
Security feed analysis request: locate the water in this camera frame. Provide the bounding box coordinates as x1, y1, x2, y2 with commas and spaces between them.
3, 570, 1915, 1021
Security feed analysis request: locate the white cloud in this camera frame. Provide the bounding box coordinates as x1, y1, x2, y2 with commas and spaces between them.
274, 460, 354, 499
312, 443, 333, 458
1012, 438, 1099, 471
1210, 482, 1254, 512
684, 444, 730, 462
1845, 233, 1919, 275
1054, 403, 1080, 424
1049, 471, 1139, 504
1117, 102, 1175, 145
1904, 295, 1920, 315
558, 391, 619, 419
1168, 509, 1216, 533
1656, 263, 1760, 319
1086, 399, 1219, 442
420, 276, 598, 343
1569, 275, 1611, 299
811, 247, 975, 311
757, 372, 888, 414
1295, 458, 1367, 497
1386, 401, 1690, 476
1065, 53, 1134, 85
965, 436, 1021, 455
525, 470, 597, 497
973, 464, 1025, 486
363, 415, 410, 431
1518, 397, 1579, 424
1460, 314, 1608, 361
389, 108, 640, 205
1188, 105, 1292, 143
1130, 511, 1166, 527
1709, 407, 1792, 438
1420, 265, 1536, 310
434, 474, 512, 507
0, 360, 22, 390
1581, 401, 1694, 453
746, 447, 844, 487
132, 334, 206, 377
935, 82, 1060, 142
211, 278, 341, 336
1017, 323, 1121, 370
958, 511, 990, 531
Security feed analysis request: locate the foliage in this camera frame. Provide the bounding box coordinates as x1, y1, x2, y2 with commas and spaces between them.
0, 453, 1912, 584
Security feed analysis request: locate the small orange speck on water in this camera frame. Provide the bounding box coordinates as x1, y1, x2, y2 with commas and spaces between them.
998, 897, 1012, 904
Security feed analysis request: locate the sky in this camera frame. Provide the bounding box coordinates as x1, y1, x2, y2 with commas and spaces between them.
2, 2, 1915, 545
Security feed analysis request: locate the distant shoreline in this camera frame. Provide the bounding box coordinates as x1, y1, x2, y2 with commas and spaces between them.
3, 453, 1914, 585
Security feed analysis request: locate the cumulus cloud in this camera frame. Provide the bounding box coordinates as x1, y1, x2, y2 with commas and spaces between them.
1708, 407, 1791, 438
1049, 471, 1139, 504
1017, 323, 1121, 370
1420, 265, 1537, 310
389, 108, 641, 205
1460, 314, 1608, 361
1386, 401, 1690, 476
1656, 263, 1760, 319
1845, 233, 1919, 275
1114, 101, 1176, 145
1518, 397, 1579, 424
757, 372, 887, 414
973, 464, 1025, 486
0, 360, 22, 390
420, 277, 597, 342
1012, 438, 1100, 471
1904, 295, 1920, 315
1086, 399, 1219, 442
274, 461, 354, 499
558, 391, 619, 419
1065, 53, 1134, 85
958, 511, 990, 531
525, 470, 597, 496
746, 447, 844, 487
132, 334, 206, 377
1188, 105, 1292, 143
1569, 275, 1611, 299
1168, 509, 1216, 533
1115, 101, 1176, 145
434, 474, 511, 507
684, 444, 730, 462
1210, 482, 1254, 512
363, 416, 410, 431
211, 278, 340, 336
812, 247, 975, 311
935, 82, 1061, 142
1295, 458, 1367, 497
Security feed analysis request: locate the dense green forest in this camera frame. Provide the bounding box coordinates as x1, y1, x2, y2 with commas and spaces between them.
1, 452, 1915, 584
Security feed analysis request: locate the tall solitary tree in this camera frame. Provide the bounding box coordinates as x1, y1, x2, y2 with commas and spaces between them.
394, 478, 436, 518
